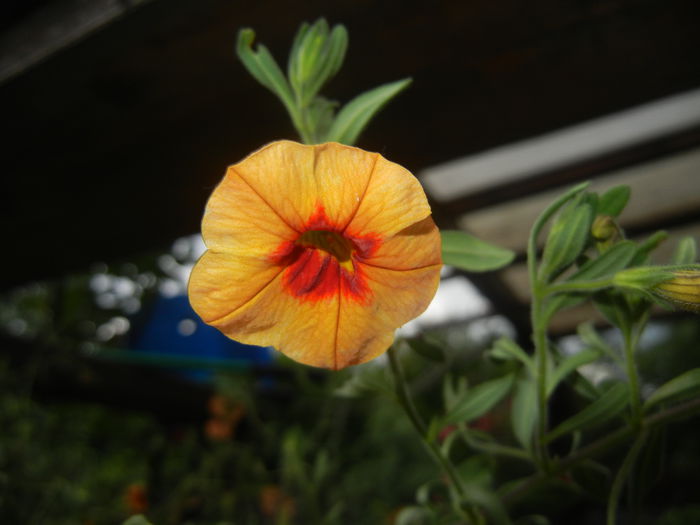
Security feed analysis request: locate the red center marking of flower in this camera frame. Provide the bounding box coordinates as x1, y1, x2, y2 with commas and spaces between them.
269, 205, 380, 303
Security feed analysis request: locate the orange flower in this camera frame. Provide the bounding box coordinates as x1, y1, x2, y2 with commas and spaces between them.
188, 141, 441, 369
259, 484, 295, 518
124, 483, 148, 514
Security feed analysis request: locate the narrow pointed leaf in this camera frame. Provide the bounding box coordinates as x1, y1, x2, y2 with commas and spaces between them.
547, 348, 602, 396
630, 230, 668, 266
442, 374, 468, 412
671, 236, 697, 265
444, 373, 515, 424
511, 376, 537, 451
236, 29, 296, 113
644, 368, 700, 411
325, 78, 411, 145
287, 21, 311, 82
545, 241, 637, 315
488, 336, 533, 372
441, 230, 515, 272
540, 200, 594, 281
304, 24, 348, 104
598, 185, 631, 217
546, 381, 628, 442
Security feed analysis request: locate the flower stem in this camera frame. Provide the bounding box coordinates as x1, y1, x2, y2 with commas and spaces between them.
621, 323, 643, 428
525, 184, 588, 472
606, 430, 648, 525
502, 396, 700, 506
386, 346, 482, 523
531, 286, 552, 471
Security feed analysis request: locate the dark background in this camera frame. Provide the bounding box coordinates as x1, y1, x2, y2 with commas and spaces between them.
3, 0, 700, 289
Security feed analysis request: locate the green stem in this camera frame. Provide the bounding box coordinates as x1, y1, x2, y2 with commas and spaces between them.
531, 290, 551, 471
526, 182, 589, 472
502, 395, 700, 506
386, 346, 481, 523
459, 427, 532, 463
621, 324, 643, 428
606, 430, 648, 525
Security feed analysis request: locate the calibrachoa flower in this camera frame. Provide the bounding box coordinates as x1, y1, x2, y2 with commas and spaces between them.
188, 140, 441, 369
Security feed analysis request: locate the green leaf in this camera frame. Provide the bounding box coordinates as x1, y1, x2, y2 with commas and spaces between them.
546, 381, 629, 442
577, 322, 619, 363
407, 336, 445, 363
461, 484, 513, 525
287, 19, 348, 106
539, 199, 594, 282
442, 374, 468, 412
630, 230, 668, 266
671, 236, 697, 265
511, 376, 537, 451
325, 78, 411, 145
628, 426, 666, 508
287, 21, 311, 82
573, 241, 638, 281
644, 368, 700, 412
547, 348, 603, 396
441, 230, 515, 272
395, 506, 434, 525
598, 185, 631, 217
306, 96, 338, 141
236, 29, 295, 113
444, 373, 515, 424
289, 19, 328, 97
488, 337, 533, 372
544, 241, 638, 316
304, 25, 348, 105
123, 517, 153, 525
334, 365, 390, 398
529, 182, 589, 259
457, 454, 495, 488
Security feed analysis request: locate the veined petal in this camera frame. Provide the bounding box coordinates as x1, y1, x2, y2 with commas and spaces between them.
363, 216, 441, 270
203, 169, 298, 255
346, 154, 432, 238
206, 265, 343, 369
188, 251, 283, 324
233, 141, 377, 232
196, 254, 440, 370
335, 263, 441, 368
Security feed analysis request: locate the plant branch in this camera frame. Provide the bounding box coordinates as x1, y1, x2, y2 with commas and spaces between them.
386, 346, 481, 523
502, 396, 700, 506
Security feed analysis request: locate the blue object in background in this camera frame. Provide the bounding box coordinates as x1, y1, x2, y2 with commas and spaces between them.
129, 294, 273, 381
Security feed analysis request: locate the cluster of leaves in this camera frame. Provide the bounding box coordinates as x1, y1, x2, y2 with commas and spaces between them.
357, 182, 700, 525
0, 356, 441, 525
237, 18, 411, 146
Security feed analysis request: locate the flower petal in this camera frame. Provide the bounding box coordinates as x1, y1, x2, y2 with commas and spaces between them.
188, 251, 283, 324
204, 266, 343, 369
346, 154, 432, 238
335, 262, 441, 367
189, 250, 440, 369
233, 141, 378, 232
362, 216, 442, 270
202, 168, 298, 255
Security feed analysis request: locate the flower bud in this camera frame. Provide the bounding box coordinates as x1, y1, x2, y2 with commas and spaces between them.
613, 266, 700, 312
591, 215, 618, 243
652, 269, 700, 313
